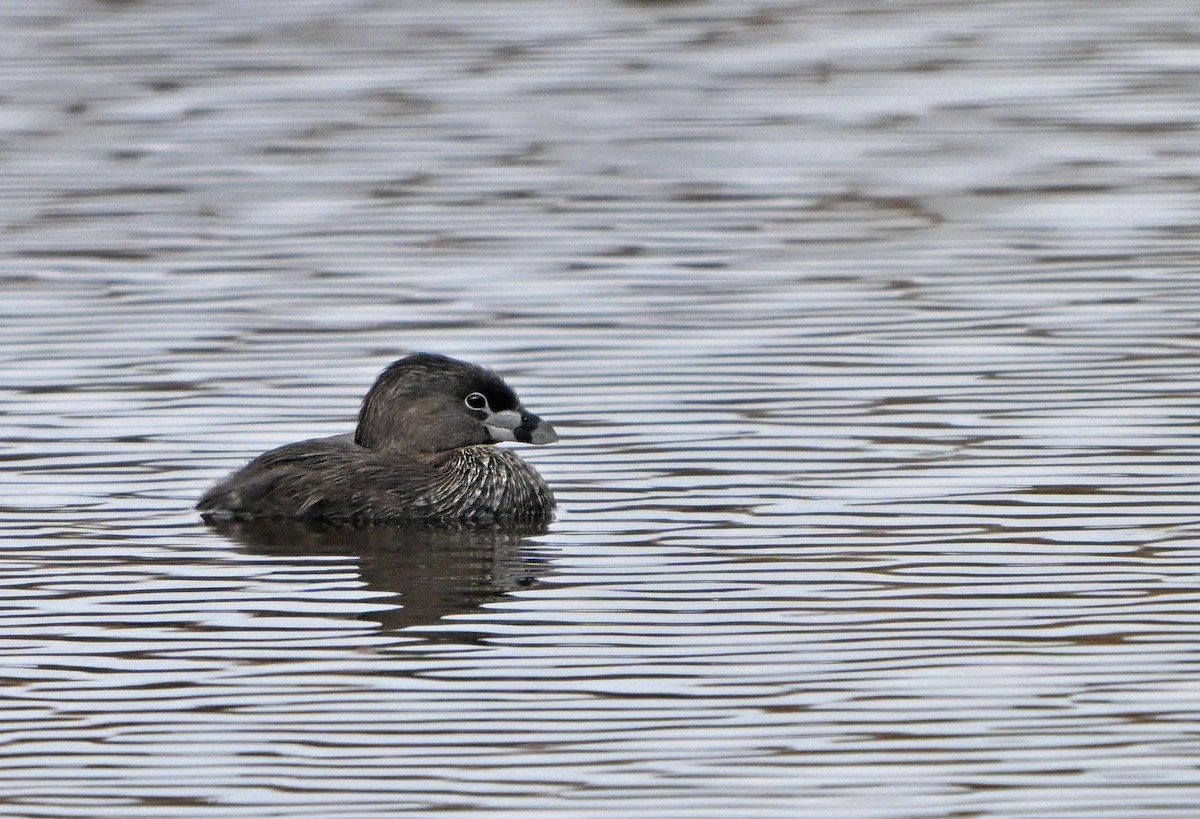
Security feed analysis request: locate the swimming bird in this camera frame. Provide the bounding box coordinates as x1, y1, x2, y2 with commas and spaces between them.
196, 353, 557, 526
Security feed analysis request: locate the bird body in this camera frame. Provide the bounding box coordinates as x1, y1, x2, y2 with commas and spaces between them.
196, 353, 557, 526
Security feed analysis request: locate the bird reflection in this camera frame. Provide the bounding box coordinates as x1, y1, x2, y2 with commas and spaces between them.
210, 519, 550, 634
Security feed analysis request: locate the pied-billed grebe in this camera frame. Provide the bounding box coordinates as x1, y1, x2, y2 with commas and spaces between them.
196, 353, 558, 526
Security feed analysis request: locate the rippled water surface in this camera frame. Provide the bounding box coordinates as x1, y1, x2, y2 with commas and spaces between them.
4, 0, 1200, 816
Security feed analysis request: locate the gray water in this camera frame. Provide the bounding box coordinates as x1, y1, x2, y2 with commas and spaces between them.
4, 1, 1200, 816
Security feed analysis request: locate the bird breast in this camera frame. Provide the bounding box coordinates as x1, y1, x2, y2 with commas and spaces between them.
417, 446, 555, 525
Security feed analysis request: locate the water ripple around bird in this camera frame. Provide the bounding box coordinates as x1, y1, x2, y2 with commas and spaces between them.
3, 1, 1200, 816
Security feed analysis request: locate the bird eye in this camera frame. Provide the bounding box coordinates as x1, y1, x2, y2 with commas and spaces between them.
464, 392, 488, 411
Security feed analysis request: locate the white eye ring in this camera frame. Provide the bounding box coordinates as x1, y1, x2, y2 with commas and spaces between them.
464, 392, 489, 411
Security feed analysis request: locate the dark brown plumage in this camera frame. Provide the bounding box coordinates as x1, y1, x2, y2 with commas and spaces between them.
196, 353, 558, 526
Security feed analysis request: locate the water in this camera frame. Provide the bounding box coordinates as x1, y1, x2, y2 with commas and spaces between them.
4, 0, 1200, 816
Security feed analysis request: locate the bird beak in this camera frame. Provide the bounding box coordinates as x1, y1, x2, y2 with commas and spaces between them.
485, 407, 559, 445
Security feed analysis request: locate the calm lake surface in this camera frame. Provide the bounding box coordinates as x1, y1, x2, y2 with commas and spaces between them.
4, 1, 1200, 816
